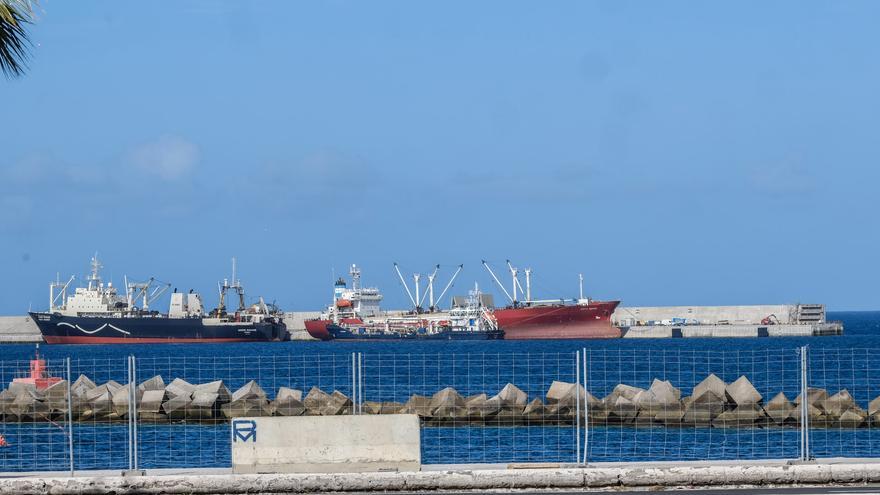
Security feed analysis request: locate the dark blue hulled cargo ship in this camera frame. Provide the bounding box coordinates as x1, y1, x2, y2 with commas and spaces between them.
30, 256, 288, 344
30, 312, 287, 344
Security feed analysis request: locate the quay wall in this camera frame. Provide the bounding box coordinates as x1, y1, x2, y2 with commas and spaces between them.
613, 305, 797, 326
0, 316, 41, 343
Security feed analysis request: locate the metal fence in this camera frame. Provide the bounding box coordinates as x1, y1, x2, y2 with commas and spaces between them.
1, 347, 879, 474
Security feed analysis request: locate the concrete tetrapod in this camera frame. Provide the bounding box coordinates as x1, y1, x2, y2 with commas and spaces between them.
273, 387, 305, 417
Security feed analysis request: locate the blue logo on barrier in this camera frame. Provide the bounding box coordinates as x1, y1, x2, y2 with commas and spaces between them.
233, 420, 257, 443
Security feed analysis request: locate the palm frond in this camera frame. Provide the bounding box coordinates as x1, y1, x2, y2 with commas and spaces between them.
0, 0, 36, 78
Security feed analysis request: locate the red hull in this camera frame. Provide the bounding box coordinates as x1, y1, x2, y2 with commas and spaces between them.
305, 318, 364, 341
304, 319, 332, 340
42, 336, 265, 344
493, 300, 621, 340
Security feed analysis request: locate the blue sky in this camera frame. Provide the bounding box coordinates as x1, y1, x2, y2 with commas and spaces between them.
2, 1, 878, 313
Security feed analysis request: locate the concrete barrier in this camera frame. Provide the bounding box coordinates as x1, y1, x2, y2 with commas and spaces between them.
231, 414, 421, 474
6, 462, 880, 493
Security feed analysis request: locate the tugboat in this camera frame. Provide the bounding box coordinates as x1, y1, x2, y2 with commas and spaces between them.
30, 255, 289, 344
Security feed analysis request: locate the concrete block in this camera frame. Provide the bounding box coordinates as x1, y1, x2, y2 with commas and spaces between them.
42, 380, 69, 412
400, 394, 432, 417
110, 383, 134, 417
822, 389, 857, 417
794, 387, 830, 413
275, 387, 302, 402
380, 402, 404, 414
492, 383, 527, 406
725, 375, 762, 406
162, 394, 192, 420
81, 390, 113, 420
654, 403, 686, 425
304, 387, 331, 415
195, 380, 232, 403
869, 395, 880, 416
362, 401, 382, 415
221, 398, 272, 418
166, 378, 196, 399
232, 380, 267, 402
836, 408, 866, 428
10, 390, 51, 421
232, 414, 421, 473
8, 381, 37, 397
765, 392, 798, 425
72, 374, 96, 395
808, 404, 830, 428
649, 378, 681, 401
84, 383, 115, 402
430, 387, 466, 419
607, 396, 638, 423
693, 374, 726, 401
712, 404, 767, 428
327, 391, 352, 415
273, 395, 306, 417
138, 389, 167, 421
522, 398, 545, 420
682, 390, 726, 425
545, 381, 598, 415
188, 392, 220, 419
137, 375, 165, 394
465, 394, 501, 419
633, 385, 679, 414
606, 384, 644, 403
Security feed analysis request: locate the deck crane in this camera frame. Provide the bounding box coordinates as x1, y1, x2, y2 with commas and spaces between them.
394, 263, 464, 313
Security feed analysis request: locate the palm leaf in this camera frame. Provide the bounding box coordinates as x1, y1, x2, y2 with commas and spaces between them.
0, 0, 36, 78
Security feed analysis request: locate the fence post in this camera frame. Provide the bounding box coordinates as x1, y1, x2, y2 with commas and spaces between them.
799, 345, 810, 461
582, 348, 588, 465
358, 352, 363, 415
127, 355, 133, 472
575, 350, 580, 464
351, 353, 357, 415
132, 355, 139, 471
66, 357, 74, 476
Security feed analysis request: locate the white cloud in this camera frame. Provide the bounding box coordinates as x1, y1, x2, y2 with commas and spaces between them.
128, 135, 200, 181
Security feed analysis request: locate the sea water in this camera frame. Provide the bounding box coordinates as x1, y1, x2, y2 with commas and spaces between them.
0, 311, 877, 470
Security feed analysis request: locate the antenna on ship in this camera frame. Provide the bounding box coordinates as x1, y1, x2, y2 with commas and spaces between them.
88, 253, 102, 290
579, 273, 584, 301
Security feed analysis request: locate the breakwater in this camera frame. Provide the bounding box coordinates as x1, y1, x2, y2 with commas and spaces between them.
2, 373, 876, 428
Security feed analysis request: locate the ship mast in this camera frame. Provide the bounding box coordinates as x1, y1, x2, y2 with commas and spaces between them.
49, 274, 74, 312
88, 254, 102, 290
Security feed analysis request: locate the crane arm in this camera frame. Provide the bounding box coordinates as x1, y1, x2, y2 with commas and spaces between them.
482, 260, 514, 303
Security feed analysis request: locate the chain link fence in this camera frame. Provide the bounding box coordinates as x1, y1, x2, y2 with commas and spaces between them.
1, 347, 879, 474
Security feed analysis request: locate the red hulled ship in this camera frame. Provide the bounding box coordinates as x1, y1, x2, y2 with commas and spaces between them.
482, 260, 621, 340
492, 300, 620, 339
